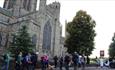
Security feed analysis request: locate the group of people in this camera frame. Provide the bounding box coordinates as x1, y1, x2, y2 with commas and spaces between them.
1, 52, 37, 70
52, 52, 86, 70
1, 52, 86, 70
96, 57, 110, 68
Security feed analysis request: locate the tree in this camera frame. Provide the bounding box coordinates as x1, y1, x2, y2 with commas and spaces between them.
109, 33, 115, 58
9, 25, 35, 55
65, 10, 96, 56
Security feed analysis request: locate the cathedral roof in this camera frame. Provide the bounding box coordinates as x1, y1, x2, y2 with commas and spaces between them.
0, 21, 8, 26
0, 7, 13, 17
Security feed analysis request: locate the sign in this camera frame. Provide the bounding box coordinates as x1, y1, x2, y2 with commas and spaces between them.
100, 50, 104, 57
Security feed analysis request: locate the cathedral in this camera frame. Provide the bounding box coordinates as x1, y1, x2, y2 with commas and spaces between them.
0, 0, 64, 57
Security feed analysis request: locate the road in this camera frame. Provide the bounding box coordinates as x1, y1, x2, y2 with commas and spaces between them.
36, 67, 115, 70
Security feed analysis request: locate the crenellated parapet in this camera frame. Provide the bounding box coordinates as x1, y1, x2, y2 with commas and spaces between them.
46, 1, 60, 20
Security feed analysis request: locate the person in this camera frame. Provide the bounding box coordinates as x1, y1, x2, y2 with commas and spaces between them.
95, 56, 99, 68
64, 53, 70, 70
80, 55, 85, 70
41, 55, 45, 70
99, 57, 104, 68
22, 53, 28, 70
104, 59, 110, 70
72, 52, 79, 70
41, 54, 49, 70
53, 55, 58, 68
31, 53, 37, 70
15, 52, 23, 70
1, 53, 10, 70
26, 53, 32, 70
78, 55, 81, 67
44, 54, 49, 68
59, 56, 63, 70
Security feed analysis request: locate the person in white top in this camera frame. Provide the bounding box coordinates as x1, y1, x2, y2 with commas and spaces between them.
100, 57, 104, 68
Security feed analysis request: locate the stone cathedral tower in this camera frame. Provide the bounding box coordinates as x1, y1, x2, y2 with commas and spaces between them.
0, 0, 64, 57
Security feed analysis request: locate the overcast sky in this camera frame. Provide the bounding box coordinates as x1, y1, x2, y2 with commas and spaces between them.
0, 0, 115, 57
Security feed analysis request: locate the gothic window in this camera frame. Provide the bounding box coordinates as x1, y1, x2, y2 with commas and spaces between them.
27, 0, 31, 11
34, 0, 37, 11
23, 0, 27, 10
8, 0, 15, 9
32, 34, 37, 46
43, 21, 52, 51
0, 32, 2, 47
23, 0, 31, 11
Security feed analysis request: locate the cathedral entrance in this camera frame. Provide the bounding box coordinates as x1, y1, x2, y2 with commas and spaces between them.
43, 21, 52, 55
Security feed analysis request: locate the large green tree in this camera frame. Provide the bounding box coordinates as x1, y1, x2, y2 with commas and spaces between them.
65, 10, 96, 56
109, 33, 115, 58
9, 25, 35, 55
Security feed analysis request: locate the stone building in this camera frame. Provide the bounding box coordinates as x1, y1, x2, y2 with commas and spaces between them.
0, 0, 63, 57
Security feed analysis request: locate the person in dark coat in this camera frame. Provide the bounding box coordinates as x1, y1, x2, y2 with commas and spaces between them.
72, 52, 79, 70
59, 56, 63, 70
41, 56, 45, 70
31, 53, 37, 70
53, 56, 58, 68
64, 53, 70, 70
22, 53, 28, 70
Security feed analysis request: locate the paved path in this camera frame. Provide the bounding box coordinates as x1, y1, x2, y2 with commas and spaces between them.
36, 67, 115, 70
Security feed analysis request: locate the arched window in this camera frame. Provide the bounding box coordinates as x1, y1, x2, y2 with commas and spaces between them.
27, 0, 31, 11
8, 0, 15, 9
32, 34, 37, 46
23, 0, 27, 10
43, 21, 52, 51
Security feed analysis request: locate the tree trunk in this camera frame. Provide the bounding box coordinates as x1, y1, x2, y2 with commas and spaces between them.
86, 56, 90, 64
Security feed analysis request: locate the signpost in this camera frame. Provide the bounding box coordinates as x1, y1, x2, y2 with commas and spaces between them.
100, 50, 104, 57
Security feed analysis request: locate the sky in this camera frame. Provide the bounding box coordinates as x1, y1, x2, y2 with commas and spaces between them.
0, 0, 115, 58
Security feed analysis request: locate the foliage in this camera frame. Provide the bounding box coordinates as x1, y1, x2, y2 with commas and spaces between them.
8, 25, 35, 55
65, 10, 96, 56
109, 33, 115, 58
